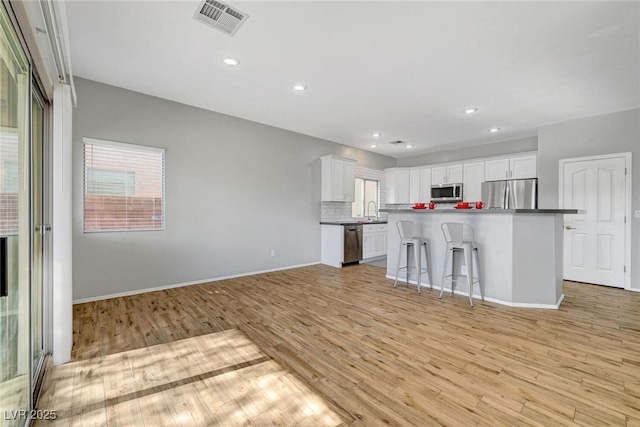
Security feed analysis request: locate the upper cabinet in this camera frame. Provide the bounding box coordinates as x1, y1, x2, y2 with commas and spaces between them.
387, 167, 432, 204
409, 168, 422, 204
432, 163, 463, 185
463, 161, 485, 202
484, 158, 510, 181
382, 152, 537, 204
385, 168, 410, 204
509, 154, 537, 179
485, 154, 537, 181
419, 167, 432, 203
321, 155, 356, 202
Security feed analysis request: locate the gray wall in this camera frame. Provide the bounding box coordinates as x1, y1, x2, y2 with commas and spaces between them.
397, 136, 538, 167
72, 78, 396, 301
537, 108, 640, 290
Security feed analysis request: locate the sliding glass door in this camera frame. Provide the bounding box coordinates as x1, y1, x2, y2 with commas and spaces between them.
31, 90, 45, 388
0, 3, 51, 425
0, 3, 31, 425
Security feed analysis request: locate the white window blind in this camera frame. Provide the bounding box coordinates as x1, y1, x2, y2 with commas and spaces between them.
83, 138, 165, 232
0, 131, 19, 236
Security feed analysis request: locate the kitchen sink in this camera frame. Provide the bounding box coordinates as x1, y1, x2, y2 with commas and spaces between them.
357, 218, 386, 223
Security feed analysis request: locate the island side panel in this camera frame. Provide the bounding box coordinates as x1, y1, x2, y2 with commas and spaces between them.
511, 214, 564, 307
321, 224, 344, 268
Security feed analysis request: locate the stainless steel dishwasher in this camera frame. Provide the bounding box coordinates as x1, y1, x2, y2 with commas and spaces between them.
343, 224, 363, 264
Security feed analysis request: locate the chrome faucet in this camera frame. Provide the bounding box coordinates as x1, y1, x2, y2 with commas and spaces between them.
367, 201, 378, 221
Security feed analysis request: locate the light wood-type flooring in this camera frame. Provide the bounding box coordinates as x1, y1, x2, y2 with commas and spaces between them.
35, 264, 640, 426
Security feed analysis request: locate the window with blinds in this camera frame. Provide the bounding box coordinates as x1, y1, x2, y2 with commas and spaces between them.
83, 138, 165, 232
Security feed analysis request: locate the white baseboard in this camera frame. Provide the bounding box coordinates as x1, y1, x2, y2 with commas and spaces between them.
73, 262, 321, 304
386, 274, 565, 309
482, 293, 565, 309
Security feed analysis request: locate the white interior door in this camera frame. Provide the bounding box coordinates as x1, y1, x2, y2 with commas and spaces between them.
561, 156, 627, 287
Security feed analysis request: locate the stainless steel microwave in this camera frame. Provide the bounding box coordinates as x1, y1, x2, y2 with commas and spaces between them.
431, 183, 463, 202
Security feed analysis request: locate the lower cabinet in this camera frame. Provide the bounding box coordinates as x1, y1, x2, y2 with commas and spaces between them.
363, 224, 387, 259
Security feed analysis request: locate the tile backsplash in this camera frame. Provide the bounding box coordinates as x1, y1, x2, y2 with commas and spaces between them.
320, 202, 354, 222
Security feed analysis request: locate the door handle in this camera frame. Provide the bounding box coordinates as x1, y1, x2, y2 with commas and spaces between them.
1, 237, 7, 297
35, 225, 52, 235
565, 226, 576, 230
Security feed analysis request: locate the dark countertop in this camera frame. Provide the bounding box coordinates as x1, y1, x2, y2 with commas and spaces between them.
320, 220, 388, 225
380, 208, 584, 214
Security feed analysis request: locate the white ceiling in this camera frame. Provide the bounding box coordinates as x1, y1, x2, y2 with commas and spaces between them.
64, 1, 640, 158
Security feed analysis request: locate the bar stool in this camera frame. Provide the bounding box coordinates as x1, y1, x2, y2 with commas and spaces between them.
439, 222, 484, 306
394, 221, 433, 293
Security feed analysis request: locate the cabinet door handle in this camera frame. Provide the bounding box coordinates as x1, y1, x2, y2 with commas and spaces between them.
565, 226, 576, 230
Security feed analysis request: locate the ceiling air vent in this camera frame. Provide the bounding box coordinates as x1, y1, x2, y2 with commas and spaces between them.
388, 140, 405, 145
193, 0, 249, 37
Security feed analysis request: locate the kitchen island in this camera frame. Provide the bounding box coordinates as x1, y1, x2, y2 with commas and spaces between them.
380, 208, 581, 309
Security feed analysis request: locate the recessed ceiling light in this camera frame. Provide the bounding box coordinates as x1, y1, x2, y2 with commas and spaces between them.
464, 108, 478, 114
406, 145, 414, 149
223, 57, 239, 66
489, 128, 501, 133
293, 84, 307, 91
372, 132, 381, 138
370, 144, 377, 148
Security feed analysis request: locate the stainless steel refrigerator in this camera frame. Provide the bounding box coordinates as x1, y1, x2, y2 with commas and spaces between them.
481, 178, 537, 209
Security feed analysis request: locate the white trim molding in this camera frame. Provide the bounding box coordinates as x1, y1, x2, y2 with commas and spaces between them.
73, 262, 320, 304
386, 276, 565, 310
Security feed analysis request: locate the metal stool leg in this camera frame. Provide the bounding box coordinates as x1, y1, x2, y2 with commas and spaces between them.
439, 245, 451, 299
464, 246, 474, 306
423, 242, 433, 290
474, 248, 484, 300
405, 244, 412, 284
413, 242, 421, 293
394, 241, 403, 288
451, 248, 459, 294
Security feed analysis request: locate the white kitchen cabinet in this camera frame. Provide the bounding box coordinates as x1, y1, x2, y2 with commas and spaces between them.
484, 158, 510, 181
342, 159, 356, 200
432, 164, 463, 185
408, 166, 439, 203
363, 224, 387, 259
409, 168, 422, 204
510, 154, 537, 179
374, 232, 387, 256
363, 233, 375, 259
419, 167, 432, 202
321, 155, 356, 201
463, 161, 485, 202
320, 225, 343, 268
448, 164, 463, 183
385, 168, 410, 204
484, 154, 537, 181
432, 166, 447, 185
